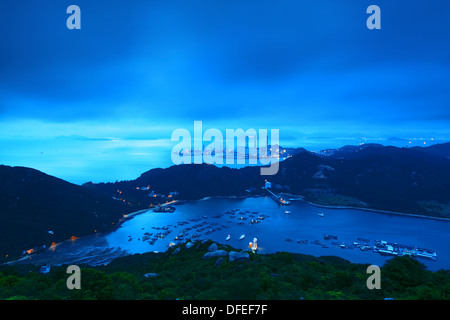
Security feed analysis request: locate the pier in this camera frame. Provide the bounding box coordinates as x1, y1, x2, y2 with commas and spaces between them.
264, 188, 291, 206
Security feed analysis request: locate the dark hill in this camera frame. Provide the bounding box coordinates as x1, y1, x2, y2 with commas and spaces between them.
0, 165, 130, 263
87, 144, 450, 218
3, 143, 449, 263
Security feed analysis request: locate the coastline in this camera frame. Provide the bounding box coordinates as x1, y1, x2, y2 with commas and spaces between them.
301, 199, 450, 222
115, 193, 450, 228
7, 193, 450, 269
196, 192, 450, 223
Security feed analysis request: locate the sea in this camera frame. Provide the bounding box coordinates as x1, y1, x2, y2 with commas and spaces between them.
21, 196, 450, 271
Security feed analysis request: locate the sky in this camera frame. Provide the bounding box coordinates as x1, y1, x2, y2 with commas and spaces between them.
0, 1, 449, 183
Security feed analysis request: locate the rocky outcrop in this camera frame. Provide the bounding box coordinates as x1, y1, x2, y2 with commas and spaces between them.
207, 243, 218, 252
202, 250, 228, 259
214, 257, 225, 267
144, 273, 159, 278
185, 242, 194, 249
228, 251, 250, 262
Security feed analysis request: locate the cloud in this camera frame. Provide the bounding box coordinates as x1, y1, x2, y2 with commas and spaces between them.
0, 0, 449, 138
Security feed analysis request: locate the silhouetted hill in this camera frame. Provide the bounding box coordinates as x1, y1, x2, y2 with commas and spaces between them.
0, 165, 130, 263
3, 143, 449, 263
411, 142, 450, 159
87, 144, 450, 218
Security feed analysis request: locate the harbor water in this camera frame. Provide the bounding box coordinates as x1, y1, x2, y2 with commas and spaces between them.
24, 196, 450, 271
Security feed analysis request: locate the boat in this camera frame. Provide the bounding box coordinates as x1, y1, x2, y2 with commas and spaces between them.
239, 234, 245, 240
226, 235, 230, 241
318, 213, 324, 217
284, 210, 292, 215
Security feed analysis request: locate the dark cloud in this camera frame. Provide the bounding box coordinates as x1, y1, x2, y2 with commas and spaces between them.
0, 0, 449, 134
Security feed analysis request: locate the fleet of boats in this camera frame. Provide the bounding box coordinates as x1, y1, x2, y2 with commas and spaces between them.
291, 234, 438, 261
129, 205, 438, 263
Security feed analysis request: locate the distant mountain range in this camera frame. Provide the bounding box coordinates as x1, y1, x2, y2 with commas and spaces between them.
1, 142, 449, 263
86, 142, 450, 217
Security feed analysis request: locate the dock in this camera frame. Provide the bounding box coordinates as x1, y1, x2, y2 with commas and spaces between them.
264, 188, 291, 205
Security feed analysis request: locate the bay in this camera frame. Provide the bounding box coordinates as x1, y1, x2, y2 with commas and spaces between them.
27, 196, 450, 271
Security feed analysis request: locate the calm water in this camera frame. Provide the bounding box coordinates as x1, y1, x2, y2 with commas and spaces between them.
104, 197, 450, 271
24, 197, 450, 270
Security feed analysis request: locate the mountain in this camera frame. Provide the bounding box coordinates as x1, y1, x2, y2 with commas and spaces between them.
411, 142, 450, 159
0, 165, 131, 263
2, 143, 450, 263
86, 143, 450, 218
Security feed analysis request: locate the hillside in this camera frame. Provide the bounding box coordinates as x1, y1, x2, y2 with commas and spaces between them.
2, 240, 449, 300
2, 143, 449, 263
0, 165, 131, 263
85, 143, 450, 218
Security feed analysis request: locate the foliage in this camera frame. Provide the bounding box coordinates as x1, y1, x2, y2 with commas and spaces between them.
1, 241, 449, 300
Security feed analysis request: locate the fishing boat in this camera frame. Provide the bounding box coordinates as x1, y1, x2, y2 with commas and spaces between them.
239, 234, 245, 240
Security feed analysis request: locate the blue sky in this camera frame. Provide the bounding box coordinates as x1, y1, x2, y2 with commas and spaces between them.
1, 1, 449, 183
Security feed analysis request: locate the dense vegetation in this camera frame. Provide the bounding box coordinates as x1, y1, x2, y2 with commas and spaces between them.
1, 241, 449, 300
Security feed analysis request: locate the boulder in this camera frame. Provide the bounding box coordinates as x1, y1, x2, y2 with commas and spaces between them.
228, 251, 250, 262
202, 250, 228, 259
207, 243, 218, 252
214, 257, 225, 267
144, 273, 159, 278
185, 242, 194, 249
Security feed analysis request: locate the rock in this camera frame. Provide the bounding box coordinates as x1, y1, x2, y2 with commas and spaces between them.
270, 273, 278, 277
202, 250, 228, 259
185, 242, 194, 249
144, 273, 159, 278
214, 257, 225, 267
207, 243, 218, 252
228, 251, 250, 262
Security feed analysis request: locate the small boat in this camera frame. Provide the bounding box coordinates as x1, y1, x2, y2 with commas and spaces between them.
226, 235, 230, 241
239, 234, 245, 240
318, 213, 324, 217
285, 210, 292, 215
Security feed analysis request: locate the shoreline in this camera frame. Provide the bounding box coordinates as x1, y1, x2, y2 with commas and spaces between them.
300, 199, 450, 222
7, 194, 449, 270
196, 192, 450, 223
